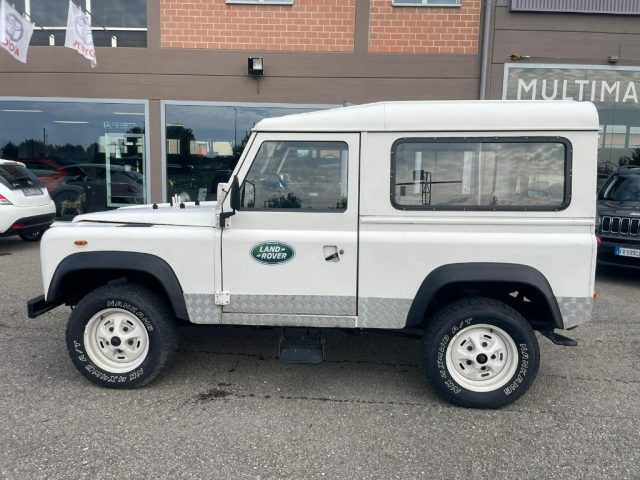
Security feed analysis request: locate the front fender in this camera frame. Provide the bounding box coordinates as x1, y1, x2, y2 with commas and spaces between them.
46, 251, 189, 320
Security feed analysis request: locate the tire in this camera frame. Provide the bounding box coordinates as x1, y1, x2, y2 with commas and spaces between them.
19, 230, 44, 242
422, 297, 540, 409
66, 283, 178, 389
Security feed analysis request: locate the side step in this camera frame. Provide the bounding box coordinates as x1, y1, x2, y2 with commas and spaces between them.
279, 327, 324, 364
540, 330, 578, 347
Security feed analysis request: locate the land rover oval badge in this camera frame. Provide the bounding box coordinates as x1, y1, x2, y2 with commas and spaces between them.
251, 241, 295, 265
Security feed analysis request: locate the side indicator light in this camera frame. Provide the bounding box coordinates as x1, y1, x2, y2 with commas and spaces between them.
74, 240, 88, 246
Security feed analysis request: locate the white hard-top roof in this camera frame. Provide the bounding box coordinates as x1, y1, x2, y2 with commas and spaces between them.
254, 101, 599, 133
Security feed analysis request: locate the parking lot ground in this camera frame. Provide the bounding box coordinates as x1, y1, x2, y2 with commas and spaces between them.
0, 237, 639, 479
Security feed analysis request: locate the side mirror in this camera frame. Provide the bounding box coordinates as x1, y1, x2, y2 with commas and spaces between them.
230, 176, 241, 211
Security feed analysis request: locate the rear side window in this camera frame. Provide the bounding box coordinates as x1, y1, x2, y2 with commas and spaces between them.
391, 138, 571, 211
241, 141, 348, 211
0, 163, 44, 190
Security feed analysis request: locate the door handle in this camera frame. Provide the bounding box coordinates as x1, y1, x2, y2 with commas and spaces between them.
323, 245, 342, 262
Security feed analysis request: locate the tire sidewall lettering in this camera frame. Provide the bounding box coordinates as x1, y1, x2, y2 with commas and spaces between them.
68, 295, 160, 387
105, 300, 154, 332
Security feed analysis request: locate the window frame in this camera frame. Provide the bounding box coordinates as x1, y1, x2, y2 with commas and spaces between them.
389, 136, 573, 212
226, 0, 293, 5
391, 0, 461, 7
239, 139, 349, 213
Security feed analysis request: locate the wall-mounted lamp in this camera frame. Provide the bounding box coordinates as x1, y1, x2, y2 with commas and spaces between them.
508, 53, 531, 61
248, 57, 264, 76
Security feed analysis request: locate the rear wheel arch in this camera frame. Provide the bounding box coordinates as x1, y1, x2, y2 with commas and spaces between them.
47, 251, 189, 321
407, 263, 563, 330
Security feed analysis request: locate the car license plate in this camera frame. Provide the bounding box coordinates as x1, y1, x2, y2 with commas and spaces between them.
615, 246, 640, 258
22, 187, 43, 196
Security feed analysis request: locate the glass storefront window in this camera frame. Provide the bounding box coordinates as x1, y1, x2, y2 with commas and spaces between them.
0, 99, 147, 219
27, 0, 147, 47
164, 103, 332, 202
504, 64, 640, 190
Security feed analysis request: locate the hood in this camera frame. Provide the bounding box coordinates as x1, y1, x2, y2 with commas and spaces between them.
597, 199, 640, 217
72, 201, 218, 227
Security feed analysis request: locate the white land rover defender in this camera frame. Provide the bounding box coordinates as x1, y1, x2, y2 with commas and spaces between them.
28, 101, 599, 409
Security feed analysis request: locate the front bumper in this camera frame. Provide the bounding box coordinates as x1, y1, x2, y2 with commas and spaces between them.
0, 212, 56, 237
597, 239, 640, 269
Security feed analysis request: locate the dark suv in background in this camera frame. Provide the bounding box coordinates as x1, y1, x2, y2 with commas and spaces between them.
596, 166, 640, 268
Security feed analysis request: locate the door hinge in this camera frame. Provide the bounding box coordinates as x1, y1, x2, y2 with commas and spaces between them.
214, 291, 231, 306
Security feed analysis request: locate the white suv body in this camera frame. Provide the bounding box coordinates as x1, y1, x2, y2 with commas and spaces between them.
28, 101, 599, 408
0, 159, 56, 241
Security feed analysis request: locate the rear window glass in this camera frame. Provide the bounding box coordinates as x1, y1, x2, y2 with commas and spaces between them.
598, 174, 640, 202
0, 163, 44, 190
391, 138, 570, 211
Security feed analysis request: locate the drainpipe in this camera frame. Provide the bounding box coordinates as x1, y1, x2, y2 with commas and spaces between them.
479, 0, 494, 100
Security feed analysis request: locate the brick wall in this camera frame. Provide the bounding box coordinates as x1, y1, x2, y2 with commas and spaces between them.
161, 0, 356, 52
369, 1, 481, 54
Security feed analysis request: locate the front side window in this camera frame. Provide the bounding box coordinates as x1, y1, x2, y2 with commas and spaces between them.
241, 141, 348, 211
392, 139, 569, 210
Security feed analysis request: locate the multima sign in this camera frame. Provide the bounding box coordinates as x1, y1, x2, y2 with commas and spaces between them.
503, 64, 640, 104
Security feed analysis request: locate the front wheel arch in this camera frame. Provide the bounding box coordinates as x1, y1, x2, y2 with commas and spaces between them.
47, 251, 189, 321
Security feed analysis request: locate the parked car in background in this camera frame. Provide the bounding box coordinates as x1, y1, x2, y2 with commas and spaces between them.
43, 163, 144, 219
21, 158, 69, 193
0, 159, 55, 241
596, 166, 640, 269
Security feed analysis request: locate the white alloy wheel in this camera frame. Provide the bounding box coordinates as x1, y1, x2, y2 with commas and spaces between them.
445, 323, 519, 393
83, 308, 150, 373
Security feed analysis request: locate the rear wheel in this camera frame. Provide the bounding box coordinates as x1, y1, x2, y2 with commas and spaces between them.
19, 230, 44, 242
422, 297, 540, 409
66, 283, 178, 388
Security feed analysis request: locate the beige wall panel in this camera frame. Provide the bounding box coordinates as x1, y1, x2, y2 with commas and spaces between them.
495, 6, 640, 34
0, 73, 478, 104
0, 48, 479, 81
492, 30, 640, 64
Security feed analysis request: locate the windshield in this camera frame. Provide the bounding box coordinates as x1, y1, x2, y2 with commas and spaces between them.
599, 174, 640, 202
0, 163, 44, 190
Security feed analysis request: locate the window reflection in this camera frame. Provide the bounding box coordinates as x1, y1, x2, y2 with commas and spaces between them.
0, 100, 147, 219
393, 140, 567, 209
164, 104, 329, 202
27, 0, 147, 47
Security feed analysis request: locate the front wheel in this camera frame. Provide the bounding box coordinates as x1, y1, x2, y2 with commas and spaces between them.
422, 297, 540, 409
66, 283, 178, 388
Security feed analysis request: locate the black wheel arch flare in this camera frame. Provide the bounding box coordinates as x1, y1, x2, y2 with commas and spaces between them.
47, 251, 189, 320
406, 262, 564, 330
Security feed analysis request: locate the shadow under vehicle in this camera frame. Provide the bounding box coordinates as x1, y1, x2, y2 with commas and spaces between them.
596, 166, 640, 269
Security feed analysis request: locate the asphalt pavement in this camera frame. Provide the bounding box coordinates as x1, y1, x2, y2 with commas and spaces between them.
0, 237, 638, 480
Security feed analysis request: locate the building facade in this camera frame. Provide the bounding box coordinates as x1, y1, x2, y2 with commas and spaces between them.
1, 0, 639, 216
